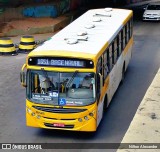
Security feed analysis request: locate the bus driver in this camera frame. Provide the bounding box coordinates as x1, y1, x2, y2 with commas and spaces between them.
80, 75, 92, 89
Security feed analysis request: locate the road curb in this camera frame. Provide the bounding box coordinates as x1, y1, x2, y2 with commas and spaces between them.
117, 69, 160, 151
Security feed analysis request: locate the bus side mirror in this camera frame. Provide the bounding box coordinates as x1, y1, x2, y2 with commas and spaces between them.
20, 72, 26, 87
20, 64, 27, 87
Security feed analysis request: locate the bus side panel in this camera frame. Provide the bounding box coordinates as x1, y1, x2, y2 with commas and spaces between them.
123, 38, 133, 72
107, 37, 133, 106
108, 64, 117, 103
114, 54, 125, 95
107, 56, 123, 106
97, 96, 104, 127
97, 77, 109, 127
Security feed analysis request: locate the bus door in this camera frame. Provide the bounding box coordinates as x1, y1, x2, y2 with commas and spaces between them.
97, 57, 104, 126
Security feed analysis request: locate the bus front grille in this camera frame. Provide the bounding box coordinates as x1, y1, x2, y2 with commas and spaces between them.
43, 116, 76, 120
32, 106, 87, 113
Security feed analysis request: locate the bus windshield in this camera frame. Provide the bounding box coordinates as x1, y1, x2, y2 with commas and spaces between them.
27, 70, 96, 106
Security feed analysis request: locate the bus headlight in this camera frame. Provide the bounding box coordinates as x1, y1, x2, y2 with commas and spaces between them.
89, 110, 95, 117
84, 116, 89, 121
78, 110, 95, 122
36, 115, 41, 119
78, 118, 83, 122
89, 112, 94, 117
26, 107, 32, 114
31, 112, 35, 116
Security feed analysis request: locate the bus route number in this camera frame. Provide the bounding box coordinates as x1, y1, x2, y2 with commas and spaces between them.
37, 59, 49, 65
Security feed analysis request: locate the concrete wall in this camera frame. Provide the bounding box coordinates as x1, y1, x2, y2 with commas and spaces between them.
113, 0, 148, 6
0, 0, 87, 22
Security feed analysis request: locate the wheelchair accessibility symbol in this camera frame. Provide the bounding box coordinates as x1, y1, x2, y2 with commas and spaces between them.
58, 98, 66, 106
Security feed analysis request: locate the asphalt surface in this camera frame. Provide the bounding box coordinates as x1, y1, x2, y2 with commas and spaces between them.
117, 59, 160, 152
0, 18, 160, 152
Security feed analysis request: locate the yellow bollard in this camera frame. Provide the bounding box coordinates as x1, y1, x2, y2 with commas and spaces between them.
19, 36, 36, 53
0, 37, 17, 55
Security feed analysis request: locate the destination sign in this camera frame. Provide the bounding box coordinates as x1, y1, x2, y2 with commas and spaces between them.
28, 57, 94, 68
37, 59, 84, 67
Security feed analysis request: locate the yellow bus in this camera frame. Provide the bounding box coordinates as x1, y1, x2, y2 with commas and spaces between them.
20, 8, 133, 132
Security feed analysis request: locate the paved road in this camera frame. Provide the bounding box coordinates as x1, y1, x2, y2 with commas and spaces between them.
0, 20, 160, 152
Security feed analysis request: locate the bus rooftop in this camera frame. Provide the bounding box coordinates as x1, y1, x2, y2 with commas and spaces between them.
30, 8, 133, 58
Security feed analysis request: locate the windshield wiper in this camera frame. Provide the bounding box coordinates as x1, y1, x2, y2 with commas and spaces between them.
66, 70, 78, 88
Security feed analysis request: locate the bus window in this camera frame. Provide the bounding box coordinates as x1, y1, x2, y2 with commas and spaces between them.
129, 20, 131, 39
129, 19, 133, 38
114, 39, 118, 62
119, 32, 122, 55
126, 23, 129, 43
96, 73, 101, 102
123, 28, 126, 49
125, 25, 127, 44
97, 57, 103, 75
121, 30, 124, 50
109, 45, 113, 70
107, 48, 110, 72
117, 36, 120, 57
103, 51, 108, 78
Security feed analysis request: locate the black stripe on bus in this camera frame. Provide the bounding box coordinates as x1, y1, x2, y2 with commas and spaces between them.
32, 106, 87, 113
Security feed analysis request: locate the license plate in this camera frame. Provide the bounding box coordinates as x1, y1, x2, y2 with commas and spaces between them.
53, 123, 65, 127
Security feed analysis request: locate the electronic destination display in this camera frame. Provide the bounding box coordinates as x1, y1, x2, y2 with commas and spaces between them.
37, 59, 84, 67
28, 57, 94, 68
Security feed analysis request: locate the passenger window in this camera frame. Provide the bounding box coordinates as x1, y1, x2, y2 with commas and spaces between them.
114, 39, 118, 62
103, 51, 108, 78
117, 36, 120, 57
119, 32, 122, 54
129, 19, 133, 38
121, 30, 123, 50
107, 49, 110, 72
126, 23, 129, 42
123, 28, 125, 49
125, 25, 127, 44
97, 57, 102, 75
109, 45, 113, 70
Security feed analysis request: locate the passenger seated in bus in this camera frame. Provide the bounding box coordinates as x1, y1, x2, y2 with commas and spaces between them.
39, 75, 55, 93
79, 75, 92, 89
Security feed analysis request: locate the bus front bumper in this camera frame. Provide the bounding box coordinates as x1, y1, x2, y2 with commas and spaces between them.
26, 106, 97, 132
